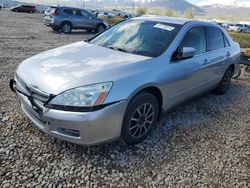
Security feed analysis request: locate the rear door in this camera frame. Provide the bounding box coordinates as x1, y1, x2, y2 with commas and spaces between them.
204, 26, 231, 81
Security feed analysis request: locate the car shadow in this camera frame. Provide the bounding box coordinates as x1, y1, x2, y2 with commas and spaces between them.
50, 30, 95, 36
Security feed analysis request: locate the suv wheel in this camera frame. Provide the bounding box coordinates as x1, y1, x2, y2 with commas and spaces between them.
121, 92, 159, 145
213, 67, 234, 95
61, 22, 72, 34
95, 25, 105, 33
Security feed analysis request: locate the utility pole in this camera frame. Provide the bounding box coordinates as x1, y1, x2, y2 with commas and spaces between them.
83, 0, 85, 8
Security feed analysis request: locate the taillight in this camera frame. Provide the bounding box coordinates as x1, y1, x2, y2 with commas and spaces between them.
51, 9, 58, 16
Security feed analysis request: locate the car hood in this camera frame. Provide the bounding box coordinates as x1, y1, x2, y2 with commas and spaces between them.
16, 41, 149, 94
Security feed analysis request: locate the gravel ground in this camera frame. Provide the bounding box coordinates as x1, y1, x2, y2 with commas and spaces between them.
0, 10, 250, 187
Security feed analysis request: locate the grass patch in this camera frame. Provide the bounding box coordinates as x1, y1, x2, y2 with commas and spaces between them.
102, 17, 125, 25
228, 32, 250, 48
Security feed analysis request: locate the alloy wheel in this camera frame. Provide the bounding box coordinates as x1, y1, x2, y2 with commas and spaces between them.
221, 69, 233, 92
63, 24, 71, 33
129, 103, 154, 138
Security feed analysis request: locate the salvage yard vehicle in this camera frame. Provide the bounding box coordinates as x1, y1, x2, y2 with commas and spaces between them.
10, 16, 240, 145
234, 48, 250, 78
44, 6, 108, 33
11, 5, 37, 13
228, 24, 249, 32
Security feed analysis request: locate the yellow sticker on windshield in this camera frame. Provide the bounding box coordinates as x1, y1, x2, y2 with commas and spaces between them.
154, 24, 175, 31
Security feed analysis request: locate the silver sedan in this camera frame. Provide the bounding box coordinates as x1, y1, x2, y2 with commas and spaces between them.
10, 16, 240, 145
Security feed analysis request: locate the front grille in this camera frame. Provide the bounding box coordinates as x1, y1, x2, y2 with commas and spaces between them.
15, 74, 50, 105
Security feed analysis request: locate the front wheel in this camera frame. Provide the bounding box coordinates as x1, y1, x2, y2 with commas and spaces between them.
121, 92, 159, 145
213, 67, 234, 95
95, 25, 105, 33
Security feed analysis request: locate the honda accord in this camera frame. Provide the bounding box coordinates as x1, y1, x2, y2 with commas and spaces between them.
10, 16, 240, 145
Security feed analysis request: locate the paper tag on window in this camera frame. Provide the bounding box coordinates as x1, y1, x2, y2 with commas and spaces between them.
154, 24, 175, 31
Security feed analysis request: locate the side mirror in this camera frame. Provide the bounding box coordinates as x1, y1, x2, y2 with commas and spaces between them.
174, 47, 196, 60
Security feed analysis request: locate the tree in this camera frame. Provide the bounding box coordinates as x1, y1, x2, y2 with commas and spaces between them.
150, 8, 162, 15
165, 9, 179, 17
184, 8, 195, 19
137, 7, 147, 16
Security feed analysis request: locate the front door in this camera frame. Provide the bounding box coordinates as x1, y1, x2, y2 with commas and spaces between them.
165, 26, 210, 108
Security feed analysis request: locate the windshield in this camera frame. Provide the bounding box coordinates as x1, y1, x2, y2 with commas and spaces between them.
89, 19, 182, 57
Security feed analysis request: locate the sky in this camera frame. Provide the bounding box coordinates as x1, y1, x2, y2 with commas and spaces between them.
187, 0, 250, 6
13, 0, 250, 7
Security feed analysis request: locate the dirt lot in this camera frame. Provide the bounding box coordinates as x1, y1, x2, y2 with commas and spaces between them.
0, 10, 249, 187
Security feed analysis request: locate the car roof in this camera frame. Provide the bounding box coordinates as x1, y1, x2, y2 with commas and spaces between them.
55, 6, 87, 11
132, 15, 211, 26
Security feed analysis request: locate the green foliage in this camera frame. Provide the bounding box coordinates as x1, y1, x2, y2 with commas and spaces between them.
164, 9, 179, 17
149, 8, 162, 15
184, 8, 194, 19
228, 32, 250, 48
137, 7, 148, 16
103, 17, 125, 25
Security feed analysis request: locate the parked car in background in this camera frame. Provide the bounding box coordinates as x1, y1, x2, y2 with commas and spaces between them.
11, 5, 37, 13
10, 16, 240, 145
44, 6, 108, 34
228, 24, 249, 32
97, 11, 116, 18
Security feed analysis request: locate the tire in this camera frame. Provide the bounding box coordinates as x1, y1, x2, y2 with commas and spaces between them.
95, 24, 105, 33
61, 22, 72, 34
121, 92, 159, 145
52, 27, 60, 32
213, 66, 234, 95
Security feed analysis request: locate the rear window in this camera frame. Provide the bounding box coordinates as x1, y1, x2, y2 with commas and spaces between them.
23, 5, 33, 8
63, 9, 73, 15
205, 26, 225, 51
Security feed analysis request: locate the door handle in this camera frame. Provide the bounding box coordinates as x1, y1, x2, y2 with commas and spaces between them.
226, 52, 231, 57
203, 59, 210, 65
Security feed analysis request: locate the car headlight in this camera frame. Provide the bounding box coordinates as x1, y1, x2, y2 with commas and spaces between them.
49, 82, 113, 107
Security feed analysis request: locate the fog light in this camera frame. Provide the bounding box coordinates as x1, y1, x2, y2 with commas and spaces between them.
57, 128, 80, 137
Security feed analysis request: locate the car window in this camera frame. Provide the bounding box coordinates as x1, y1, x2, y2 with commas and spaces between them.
179, 27, 206, 55
223, 35, 230, 47
73, 10, 82, 16
205, 26, 225, 51
81, 10, 92, 19
90, 20, 182, 57
63, 9, 73, 15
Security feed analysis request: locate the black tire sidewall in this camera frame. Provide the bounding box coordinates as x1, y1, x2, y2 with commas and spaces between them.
121, 92, 159, 145
214, 67, 234, 95
61, 23, 72, 34
96, 25, 104, 33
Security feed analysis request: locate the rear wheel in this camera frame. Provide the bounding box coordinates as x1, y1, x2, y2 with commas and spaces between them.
213, 67, 234, 95
61, 22, 72, 34
121, 92, 159, 145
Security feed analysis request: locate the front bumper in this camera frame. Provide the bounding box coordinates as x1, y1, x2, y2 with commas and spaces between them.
11, 80, 127, 145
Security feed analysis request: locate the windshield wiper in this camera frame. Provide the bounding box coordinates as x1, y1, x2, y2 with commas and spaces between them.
107, 46, 129, 53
